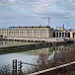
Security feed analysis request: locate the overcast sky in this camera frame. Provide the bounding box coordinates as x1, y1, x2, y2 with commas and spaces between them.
0, 0, 75, 29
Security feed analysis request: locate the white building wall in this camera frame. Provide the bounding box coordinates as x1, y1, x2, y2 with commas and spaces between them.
0, 27, 53, 39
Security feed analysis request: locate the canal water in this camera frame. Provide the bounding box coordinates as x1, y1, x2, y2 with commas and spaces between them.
0, 41, 36, 47
0, 41, 68, 72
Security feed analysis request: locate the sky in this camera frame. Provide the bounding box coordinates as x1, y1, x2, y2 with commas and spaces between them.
0, 0, 75, 29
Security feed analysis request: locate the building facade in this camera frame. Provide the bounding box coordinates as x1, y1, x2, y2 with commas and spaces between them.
54, 31, 70, 38
54, 25, 75, 39
0, 26, 54, 39
0, 25, 75, 40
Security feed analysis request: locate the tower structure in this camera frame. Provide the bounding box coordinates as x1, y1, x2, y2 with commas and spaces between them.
48, 17, 50, 26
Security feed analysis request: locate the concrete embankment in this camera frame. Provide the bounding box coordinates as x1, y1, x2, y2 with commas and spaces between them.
0, 37, 74, 53
0, 42, 52, 53
3, 37, 75, 44
3, 37, 65, 42
0, 40, 73, 54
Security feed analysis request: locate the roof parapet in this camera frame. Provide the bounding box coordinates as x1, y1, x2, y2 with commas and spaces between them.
9, 25, 50, 28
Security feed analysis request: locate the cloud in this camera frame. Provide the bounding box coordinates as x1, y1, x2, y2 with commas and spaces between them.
70, 0, 72, 2
8, 0, 16, 3
0, 0, 75, 28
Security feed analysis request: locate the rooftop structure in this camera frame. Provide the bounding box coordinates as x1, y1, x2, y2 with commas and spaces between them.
56, 24, 65, 31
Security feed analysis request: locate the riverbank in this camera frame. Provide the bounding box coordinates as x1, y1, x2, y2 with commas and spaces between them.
28, 44, 75, 75
0, 43, 74, 75
0, 40, 73, 55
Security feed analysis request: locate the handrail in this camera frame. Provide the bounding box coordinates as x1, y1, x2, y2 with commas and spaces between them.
28, 61, 75, 75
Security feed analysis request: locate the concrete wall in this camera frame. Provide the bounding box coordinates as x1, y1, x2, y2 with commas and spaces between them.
70, 31, 75, 38
70, 32, 73, 38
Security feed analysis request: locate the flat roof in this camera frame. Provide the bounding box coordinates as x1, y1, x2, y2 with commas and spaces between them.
9, 26, 50, 28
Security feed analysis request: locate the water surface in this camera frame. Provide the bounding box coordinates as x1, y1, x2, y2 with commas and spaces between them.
0, 41, 35, 47
0, 41, 68, 71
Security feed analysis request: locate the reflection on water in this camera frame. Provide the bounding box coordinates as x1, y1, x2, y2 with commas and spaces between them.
0, 52, 38, 71
0, 44, 66, 71
24, 45, 65, 55
0, 41, 35, 47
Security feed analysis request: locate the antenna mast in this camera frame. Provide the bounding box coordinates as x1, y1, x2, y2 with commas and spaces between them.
48, 17, 50, 26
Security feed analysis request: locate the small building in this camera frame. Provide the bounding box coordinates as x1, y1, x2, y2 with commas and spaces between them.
54, 24, 70, 38
53, 24, 75, 39
53, 30, 70, 38
56, 24, 65, 31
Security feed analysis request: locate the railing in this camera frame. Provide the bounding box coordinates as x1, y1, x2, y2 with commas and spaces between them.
28, 61, 75, 75
12, 59, 75, 75
12, 59, 39, 75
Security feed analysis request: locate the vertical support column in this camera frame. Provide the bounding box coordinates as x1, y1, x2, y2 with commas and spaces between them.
20, 29, 21, 37
12, 30, 14, 37
8, 29, 9, 36
7, 29, 8, 36
12, 30, 14, 36
61, 32, 62, 38
5, 30, 7, 37
5, 29, 6, 36
18, 29, 20, 37
64, 32, 65, 38
72, 33, 74, 38
3, 30, 5, 38
13, 30, 14, 37
17, 30, 19, 37
31, 30, 33, 38
58, 32, 59, 38
39, 30, 41, 38
32, 30, 33, 38
72, 32, 73, 38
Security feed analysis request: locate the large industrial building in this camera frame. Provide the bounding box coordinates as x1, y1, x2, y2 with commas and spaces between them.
0, 26, 54, 39
0, 25, 75, 42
